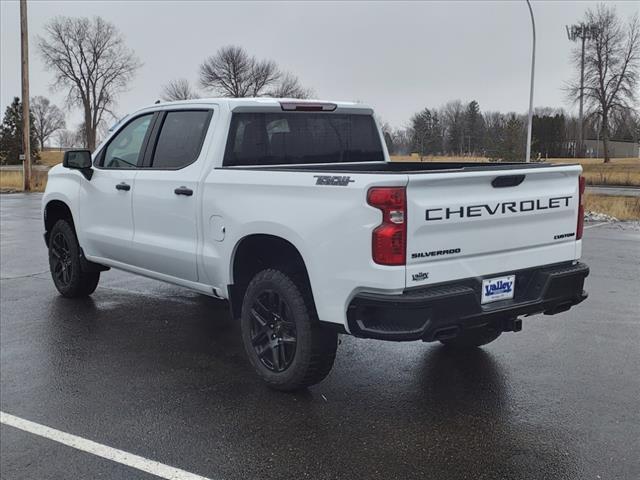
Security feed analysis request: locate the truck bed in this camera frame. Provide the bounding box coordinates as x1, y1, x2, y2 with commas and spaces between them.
222, 161, 578, 174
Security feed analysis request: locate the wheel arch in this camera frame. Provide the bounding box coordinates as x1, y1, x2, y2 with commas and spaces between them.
228, 234, 315, 320
43, 198, 108, 273
44, 199, 75, 247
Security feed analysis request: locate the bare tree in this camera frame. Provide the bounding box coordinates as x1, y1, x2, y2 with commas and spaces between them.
373, 116, 395, 153
200, 46, 264, 97
390, 128, 413, 156
30, 96, 65, 151
71, 120, 110, 149
442, 100, 466, 155
268, 72, 313, 99
160, 78, 199, 101
199, 45, 312, 98
568, 5, 640, 162
38, 16, 141, 151
249, 59, 280, 96
55, 129, 79, 149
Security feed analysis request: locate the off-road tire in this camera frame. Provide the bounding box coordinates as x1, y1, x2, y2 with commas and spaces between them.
48, 219, 100, 298
240, 268, 338, 391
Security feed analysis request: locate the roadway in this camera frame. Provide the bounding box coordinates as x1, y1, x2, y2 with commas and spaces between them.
1, 193, 639, 480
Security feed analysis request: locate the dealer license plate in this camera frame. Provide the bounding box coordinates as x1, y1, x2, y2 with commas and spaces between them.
481, 275, 515, 304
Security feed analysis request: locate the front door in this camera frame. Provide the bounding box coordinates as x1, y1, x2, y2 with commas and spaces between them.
78, 113, 154, 265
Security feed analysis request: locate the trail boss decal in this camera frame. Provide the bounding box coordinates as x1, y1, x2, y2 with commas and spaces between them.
314, 175, 355, 186
426, 196, 572, 221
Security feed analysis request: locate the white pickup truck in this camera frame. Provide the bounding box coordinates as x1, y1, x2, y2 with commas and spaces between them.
43, 98, 589, 390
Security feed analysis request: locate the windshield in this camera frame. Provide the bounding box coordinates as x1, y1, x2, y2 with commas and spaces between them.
223, 112, 385, 166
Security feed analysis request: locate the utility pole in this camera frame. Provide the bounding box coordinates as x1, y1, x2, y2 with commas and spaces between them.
566, 22, 597, 158
20, 0, 31, 191
525, 0, 536, 163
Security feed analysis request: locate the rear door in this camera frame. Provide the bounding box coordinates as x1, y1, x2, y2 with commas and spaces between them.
130, 109, 213, 282
404, 165, 582, 288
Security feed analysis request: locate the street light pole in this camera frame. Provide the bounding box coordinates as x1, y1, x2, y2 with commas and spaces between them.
525, 0, 536, 163
20, 0, 31, 191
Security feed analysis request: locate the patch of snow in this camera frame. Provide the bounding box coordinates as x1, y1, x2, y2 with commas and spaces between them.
584, 211, 618, 222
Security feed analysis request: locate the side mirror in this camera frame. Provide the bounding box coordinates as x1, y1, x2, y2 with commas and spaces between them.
63, 150, 93, 180
63, 150, 92, 169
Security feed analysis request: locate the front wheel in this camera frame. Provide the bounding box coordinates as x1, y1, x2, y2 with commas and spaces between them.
48, 219, 100, 298
240, 269, 338, 391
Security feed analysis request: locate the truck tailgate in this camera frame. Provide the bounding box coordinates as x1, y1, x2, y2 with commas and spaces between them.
405, 165, 583, 287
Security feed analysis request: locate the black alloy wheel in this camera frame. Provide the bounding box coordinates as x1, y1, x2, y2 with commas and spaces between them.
48, 219, 100, 297
240, 268, 338, 391
50, 231, 73, 287
249, 290, 297, 372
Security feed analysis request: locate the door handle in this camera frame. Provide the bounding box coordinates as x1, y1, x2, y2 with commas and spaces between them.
115, 182, 131, 191
174, 186, 193, 196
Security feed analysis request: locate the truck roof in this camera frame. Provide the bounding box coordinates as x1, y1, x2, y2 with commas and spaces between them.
150, 97, 373, 111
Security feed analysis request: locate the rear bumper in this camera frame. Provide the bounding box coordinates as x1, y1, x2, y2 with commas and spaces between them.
347, 261, 589, 342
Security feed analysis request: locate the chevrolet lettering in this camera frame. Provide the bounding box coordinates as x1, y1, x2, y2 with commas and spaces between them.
425, 196, 572, 221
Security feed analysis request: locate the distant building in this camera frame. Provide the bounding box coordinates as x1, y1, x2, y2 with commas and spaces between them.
583, 139, 639, 159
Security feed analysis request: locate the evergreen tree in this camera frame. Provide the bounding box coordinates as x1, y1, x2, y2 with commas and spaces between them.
411, 108, 440, 157
532, 113, 566, 158
501, 114, 526, 162
431, 111, 444, 155
464, 100, 484, 155
483, 111, 505, 160
0, 97, 39, 165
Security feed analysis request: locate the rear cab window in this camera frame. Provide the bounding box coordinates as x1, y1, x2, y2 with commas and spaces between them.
223, 112, 384, 166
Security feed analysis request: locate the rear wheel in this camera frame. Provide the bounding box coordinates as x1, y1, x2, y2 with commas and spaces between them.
48, 219, 100, 298
240, 268, 338, 391
439, 325, 501, 349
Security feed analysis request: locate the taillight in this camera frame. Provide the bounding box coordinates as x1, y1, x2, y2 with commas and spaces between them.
577, 175, 586, 240
367, 187, 406, 265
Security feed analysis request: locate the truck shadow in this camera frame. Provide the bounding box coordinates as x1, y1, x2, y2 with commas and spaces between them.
417, 346, 508, 416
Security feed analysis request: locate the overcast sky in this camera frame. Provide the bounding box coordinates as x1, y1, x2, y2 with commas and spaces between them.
1, 0, 638, 131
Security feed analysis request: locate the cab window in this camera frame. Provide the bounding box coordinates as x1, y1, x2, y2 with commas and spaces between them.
150, 110, 211, 169
102, 114, 153, 169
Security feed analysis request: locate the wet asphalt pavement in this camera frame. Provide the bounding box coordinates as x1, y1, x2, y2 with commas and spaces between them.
1, 193, 639, 480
